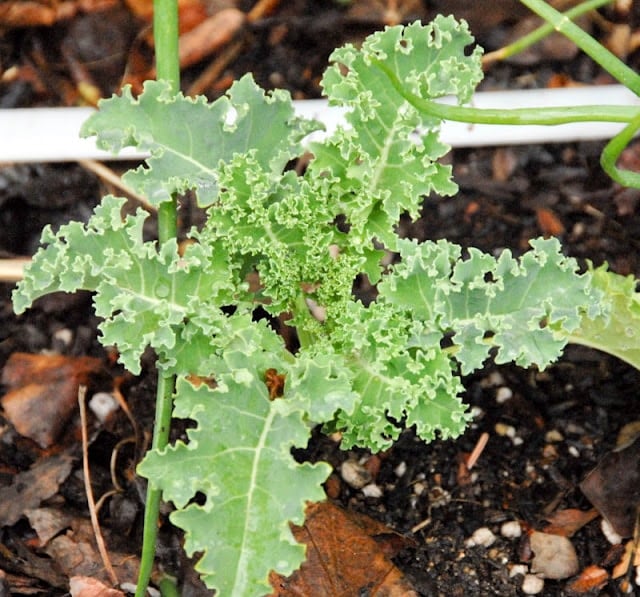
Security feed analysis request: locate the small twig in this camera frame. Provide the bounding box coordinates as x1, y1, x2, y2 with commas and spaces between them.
186, 37, 244, 97
110, 437, 138, 493
78, 159, 154, 210
78, 385, 119, 586
0, 258, 30, 283
465, 432, 490, 470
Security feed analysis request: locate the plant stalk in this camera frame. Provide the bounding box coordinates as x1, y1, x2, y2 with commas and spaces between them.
483, 0, 613, 65
135, 374, 175, 596
136, 0, 180, 595
519, 0, 640, 96
373, 57, 639, 126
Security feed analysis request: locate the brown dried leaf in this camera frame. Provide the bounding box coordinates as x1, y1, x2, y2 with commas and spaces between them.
25, 507, 75, 546
536, 207, 565, 237
580, 433, 640, 537
269, 501, 417, 596
566, 564, 609, 593
0, 453, 74, 527
178, 8, 245, 69
543, 508, 599, 537
69, 576, 126, 597
1, 352, 102, 448
46, 518, 139, 585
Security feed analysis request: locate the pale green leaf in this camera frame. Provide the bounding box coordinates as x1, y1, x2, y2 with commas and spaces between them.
309, 16, 483, 245
137, 363, 330, 596
379, 237, 603, 374
81, 76, 320, 207
13, 195, 240, 374
570, 265, 640, 370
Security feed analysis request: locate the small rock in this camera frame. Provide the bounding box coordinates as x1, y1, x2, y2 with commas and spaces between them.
509, 564, 528, 578
89, 392, 120, 422
361, 483, 383, 498
495, 422, 516, 439
529, 531, 579, 579
521, 574, 544, 595
465, 527, 496, 548
495, 386, 513, 403
545, 429, 564, 443
340, 459, 371, 489
394, 461, 407, 478
601, 518, 622, 545
500, 520, 522, 539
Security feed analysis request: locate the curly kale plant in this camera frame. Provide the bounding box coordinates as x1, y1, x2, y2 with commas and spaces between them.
13, 14, 638, 596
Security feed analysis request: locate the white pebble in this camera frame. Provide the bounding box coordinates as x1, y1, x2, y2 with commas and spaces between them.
89, 392, 120, 422
495, 422, 516, 438
413, 481, 426, 496
53, 327, 73, 347
465, 527, 496, 548
601, 518, 622, 545
361, 483, 383, 498
394, 461, 407, 478
340, 459, 371, 489
521, 574, 544, 594
500, 520, 522, 539
568, 445, 580, 458
544, 429, 564, 443
487, 371, 505, 386
509, 564, 528, 578
495, 386, 513, 403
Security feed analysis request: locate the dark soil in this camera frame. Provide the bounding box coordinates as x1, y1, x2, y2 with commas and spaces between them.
2, 1, 640, 595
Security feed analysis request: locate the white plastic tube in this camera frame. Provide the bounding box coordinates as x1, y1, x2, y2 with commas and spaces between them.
0, 85, 638, 163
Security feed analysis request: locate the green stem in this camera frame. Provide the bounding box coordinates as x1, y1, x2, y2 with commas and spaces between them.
601, 110, 640, 186
136, 372, 175, 597
153, 0, 180, 90
519, 0, 640, 96
136, 1, 181, 595
485, 0, 613, 64
373, 57, 638, 125
153, 0, 180, 245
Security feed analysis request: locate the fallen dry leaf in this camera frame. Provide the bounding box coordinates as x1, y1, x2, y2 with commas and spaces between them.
269, 501, 418, 596
25, 507, 75, 546
69, 576, 126, 597
178, 8, 245, 69
566, 564, 609, 593
543, 508, 599, 537
536, 206, 565, 237
0, 453, 74, 527
580, 433, 640, 537
1, 352, 103, 448
46, 517, 139, 585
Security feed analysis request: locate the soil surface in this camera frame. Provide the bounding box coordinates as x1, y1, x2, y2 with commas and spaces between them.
2, 1, 640, 595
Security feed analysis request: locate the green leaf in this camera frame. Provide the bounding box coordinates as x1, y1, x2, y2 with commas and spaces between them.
570, 265, 640, 370
81, 76, 320, 207
328, 300, 469, 450
309, 16, 484, 245
13, 195, 240, 374
137, 360, 331, 596
379, 237, 603, 374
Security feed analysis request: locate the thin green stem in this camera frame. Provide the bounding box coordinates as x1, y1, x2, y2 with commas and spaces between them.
136, 373, 175, 597
373, 57, 638, 126
136, 1, 180, 595
153, 0, 180, 91
484, 0, 613, 64
153, 0, 180, 246
519, 0, 640, 96
601, 110, 640, 187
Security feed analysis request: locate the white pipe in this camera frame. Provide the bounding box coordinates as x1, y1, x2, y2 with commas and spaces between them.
0, 85, 638, 163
